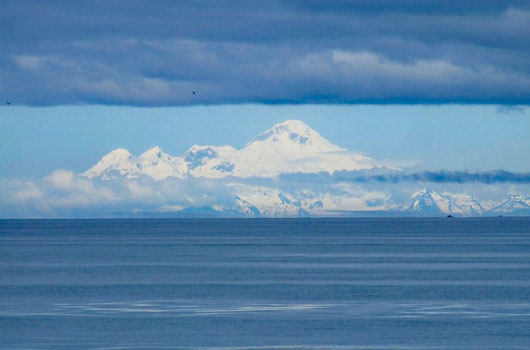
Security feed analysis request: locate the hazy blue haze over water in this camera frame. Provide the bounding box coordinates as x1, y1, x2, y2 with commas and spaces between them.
1, 218, 530, 350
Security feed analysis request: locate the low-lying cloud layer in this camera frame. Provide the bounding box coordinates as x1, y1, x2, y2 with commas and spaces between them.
2, 1, 530, 105
0, 170, 237, 218
2, 168, 530, 218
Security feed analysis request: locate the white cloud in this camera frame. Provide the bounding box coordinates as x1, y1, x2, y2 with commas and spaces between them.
1, 168, 530, 218
13, 55, 46, 70
45, 169, 78, 189
126, 181, 154, 199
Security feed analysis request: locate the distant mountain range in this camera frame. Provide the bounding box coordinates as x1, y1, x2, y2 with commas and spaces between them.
401, 189, 530, 217
402, 188, 487, 216
80, 120, 530, 217
153, 190, 530, 218
82, 120, 374, 180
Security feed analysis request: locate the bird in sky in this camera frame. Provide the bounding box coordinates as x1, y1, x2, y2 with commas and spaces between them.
192, 91, 197, 95
6, 101, 11, 105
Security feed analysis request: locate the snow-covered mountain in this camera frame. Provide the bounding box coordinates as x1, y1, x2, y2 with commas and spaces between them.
82, 120, 374, 180
137, 146, 187, 181
487, 194, 530, 216
82, 146, 187, 180
153, 188, 529, 217
155, 192, 315, 218
402, 188, 486, 216
82, 148, 142, 180
229, 184, 319, 217
166, 183, 390, 218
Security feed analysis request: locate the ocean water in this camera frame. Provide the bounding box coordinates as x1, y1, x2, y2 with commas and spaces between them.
1, 218, 530, 350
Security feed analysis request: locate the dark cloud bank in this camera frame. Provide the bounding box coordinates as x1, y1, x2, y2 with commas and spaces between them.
280, 170, 530, 184
2, 1, 530, 106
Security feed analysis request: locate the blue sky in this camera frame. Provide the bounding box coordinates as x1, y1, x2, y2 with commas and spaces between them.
1, 104, 529, 178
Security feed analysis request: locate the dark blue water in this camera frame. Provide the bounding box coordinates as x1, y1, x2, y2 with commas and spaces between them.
1, 218, 530, 350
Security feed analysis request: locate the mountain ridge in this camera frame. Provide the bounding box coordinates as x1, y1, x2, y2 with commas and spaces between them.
82, 120, 374, 180
402, 188, 486, 216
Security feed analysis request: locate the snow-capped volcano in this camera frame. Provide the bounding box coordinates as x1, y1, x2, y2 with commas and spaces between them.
402, 188, 486, 216
188, 120, 373, 178
81, 120, 375, 180
247, 120, 343, 152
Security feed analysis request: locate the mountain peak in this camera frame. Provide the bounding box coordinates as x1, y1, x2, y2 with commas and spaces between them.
412, 188, 430, 196
104, 148, 133, 159
140, 146, 164, 159
404, 188, 486, 216
138, 146, 187, 180
251, 120, 316, 143
272, 119, 313, 132
246, 119, 346, 155
508, 194, 530, 201
489, 194, 530, 214
82, 148, 139, 179
406, 188, 441, 213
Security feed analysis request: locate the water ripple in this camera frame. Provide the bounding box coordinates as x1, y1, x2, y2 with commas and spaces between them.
2, 300, 530, 319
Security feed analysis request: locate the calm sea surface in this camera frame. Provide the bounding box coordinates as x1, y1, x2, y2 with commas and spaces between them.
1, 218, 530, 350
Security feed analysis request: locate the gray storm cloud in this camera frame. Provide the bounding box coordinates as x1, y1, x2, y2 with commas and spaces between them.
1, 1, 530, 106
